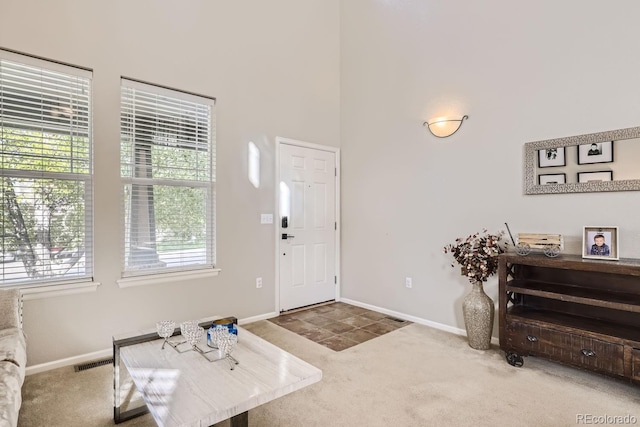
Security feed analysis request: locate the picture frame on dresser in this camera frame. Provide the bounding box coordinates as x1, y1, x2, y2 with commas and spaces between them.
582, 226, 619, 260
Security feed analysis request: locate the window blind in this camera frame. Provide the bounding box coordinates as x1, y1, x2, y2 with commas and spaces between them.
0, 51, 93, 286
120, 78, 215, 276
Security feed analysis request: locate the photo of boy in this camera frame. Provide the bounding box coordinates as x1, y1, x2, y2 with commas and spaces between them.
583, 227, 618, 260
590, 234, 610, 256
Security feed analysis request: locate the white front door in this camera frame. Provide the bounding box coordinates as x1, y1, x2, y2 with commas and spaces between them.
278, 142, 337, 312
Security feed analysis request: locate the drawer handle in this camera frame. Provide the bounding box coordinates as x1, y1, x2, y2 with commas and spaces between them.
581, 349, 596, 357
526, 335, 538, 342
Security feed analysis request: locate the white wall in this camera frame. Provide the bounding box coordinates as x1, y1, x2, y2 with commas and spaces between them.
340, 1, 640, 332
0, 0, 340, 366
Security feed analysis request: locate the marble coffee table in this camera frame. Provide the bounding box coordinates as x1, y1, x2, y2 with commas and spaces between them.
113, 316, 322, 427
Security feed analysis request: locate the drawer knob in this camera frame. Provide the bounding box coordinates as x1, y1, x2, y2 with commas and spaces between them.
526, 335, 538, 342
581, 349, 596, 357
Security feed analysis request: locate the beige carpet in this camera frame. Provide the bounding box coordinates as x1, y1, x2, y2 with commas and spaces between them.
18, 321, 640, 427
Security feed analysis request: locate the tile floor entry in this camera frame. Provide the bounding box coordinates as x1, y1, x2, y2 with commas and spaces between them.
268, 301, 411, 351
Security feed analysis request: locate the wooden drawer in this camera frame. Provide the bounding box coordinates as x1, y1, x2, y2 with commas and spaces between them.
567, 335, 624, 375
505, 322, 566, 356
505, 321, 624, 376
631, 348, 640, 381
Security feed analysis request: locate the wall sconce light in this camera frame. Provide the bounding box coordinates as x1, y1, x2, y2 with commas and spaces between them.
423, 115, 468, 138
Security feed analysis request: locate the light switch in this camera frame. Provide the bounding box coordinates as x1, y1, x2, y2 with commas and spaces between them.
261, 214, 273, 224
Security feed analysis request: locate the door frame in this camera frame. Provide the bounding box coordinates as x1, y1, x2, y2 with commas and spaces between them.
274, 137, 341, 313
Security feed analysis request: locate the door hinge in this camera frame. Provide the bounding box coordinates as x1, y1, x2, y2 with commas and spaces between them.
335, 168, 337, 177
334, 276, 337, 284
335, 222, 337, 230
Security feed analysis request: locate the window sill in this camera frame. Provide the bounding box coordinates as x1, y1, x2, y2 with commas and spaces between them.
18, 281, 101, 301
116, 268, 221, 289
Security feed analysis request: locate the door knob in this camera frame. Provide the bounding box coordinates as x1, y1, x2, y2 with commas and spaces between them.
282, 234, 295, 240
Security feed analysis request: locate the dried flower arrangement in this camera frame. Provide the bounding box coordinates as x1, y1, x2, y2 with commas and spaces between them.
443, 229, 508, 285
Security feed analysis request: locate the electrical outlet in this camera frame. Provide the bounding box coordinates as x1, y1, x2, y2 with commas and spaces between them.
256, 277, 263, 288
405, 277, 412, 288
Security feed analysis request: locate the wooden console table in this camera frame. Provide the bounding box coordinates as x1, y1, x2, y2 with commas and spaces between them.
498, 253, 640, 383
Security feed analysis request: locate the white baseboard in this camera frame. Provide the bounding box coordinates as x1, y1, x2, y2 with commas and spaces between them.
26, 312, 281, 375
338, 297, 500, 346
238, 311, 279, 325
26, 348, 112, 376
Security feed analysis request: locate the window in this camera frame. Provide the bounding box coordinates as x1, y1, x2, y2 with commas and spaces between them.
120, 79, 215, 277
0, 51, 93, 287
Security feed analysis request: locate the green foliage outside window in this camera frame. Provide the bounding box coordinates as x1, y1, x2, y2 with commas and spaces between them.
1, 127, 88, 279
